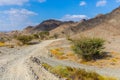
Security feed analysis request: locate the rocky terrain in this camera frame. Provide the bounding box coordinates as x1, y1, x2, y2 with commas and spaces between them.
0, 39, 120, 80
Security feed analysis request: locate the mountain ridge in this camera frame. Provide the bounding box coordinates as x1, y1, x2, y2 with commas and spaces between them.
0, 6, 120, 39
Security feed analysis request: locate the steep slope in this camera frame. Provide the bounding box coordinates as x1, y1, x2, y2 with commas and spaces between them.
48, 6, 120, 38
33, 19, 62, 31
70, 6, 120, 38
50, 21, 78, 37
23, 26, 34, 34
21, 19, 63, 34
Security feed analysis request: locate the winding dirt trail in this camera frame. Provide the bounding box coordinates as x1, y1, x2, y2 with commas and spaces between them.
0, 39, 61, 80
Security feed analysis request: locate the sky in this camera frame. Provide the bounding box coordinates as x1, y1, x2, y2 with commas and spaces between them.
0, 0, 120, 31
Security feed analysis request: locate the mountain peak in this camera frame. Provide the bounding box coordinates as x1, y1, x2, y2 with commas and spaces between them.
40, 19, 62, 24
110, 6, 120, 15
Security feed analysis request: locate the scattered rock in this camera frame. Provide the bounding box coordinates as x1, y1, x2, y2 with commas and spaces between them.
31, 57, 41, 65
110, 63, 115, 65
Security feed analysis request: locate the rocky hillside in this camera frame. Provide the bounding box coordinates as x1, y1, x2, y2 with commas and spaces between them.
68, 6, 120, 38
47, 6, 120, 38
22, 19, 62, 34
49, 21, 78, 37
33, 19, 62, 31
48, 6, 120, 38
22, 19, 76, 34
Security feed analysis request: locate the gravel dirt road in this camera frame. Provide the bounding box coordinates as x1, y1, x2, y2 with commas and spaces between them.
0, 39, 61, 80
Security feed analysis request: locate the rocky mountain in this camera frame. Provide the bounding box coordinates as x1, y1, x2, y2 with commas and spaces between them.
54, 6, 120, 38
33, 19, 62, 31
49, 21, 78, 37
22, 19, 62, 34
22, 19, 76, 34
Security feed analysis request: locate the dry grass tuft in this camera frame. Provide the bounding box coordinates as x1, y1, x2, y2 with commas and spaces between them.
42, 63, 116, 80
50, 48, 79, 61
0, 42, 5, 47
50, 48, 64, 56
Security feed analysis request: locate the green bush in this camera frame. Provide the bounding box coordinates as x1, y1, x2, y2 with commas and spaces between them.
16, 35, 33, 44
33, 31, 49, 40
71, 37, 105, 61
39, 31, 49, 39
0, 37, 5, 43
50, 65, 70, 77
53, 33, 58, 39
33, 34, 39, 39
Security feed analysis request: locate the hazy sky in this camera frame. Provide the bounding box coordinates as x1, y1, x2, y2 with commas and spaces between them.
0, 0, 120, 31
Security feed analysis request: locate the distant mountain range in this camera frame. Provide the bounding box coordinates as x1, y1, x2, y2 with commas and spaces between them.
0, 6, 120, 39
22, 19, 75, 34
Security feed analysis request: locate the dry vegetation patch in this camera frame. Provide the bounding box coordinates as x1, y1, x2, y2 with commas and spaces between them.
42, 63, 116, 80
50, 48, 78, 61
47, 39, 120, 69
82, 52, 120, 68
0, 42, 5, 47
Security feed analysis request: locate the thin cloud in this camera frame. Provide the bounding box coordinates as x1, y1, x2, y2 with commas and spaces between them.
38, 0, 46, 3
0, 8, 37, 31
80, 1, 86, 6
116, 0, 120, 2
60, 14, 88, 21
1, 8, 37, 15
0, 0, 29, 6
96, 0, 107, 7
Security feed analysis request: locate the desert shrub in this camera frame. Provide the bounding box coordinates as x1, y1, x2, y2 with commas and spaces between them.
49, 36, 54, 39
66, 34, 71, 41
41, 63, 52, 70
0, 37, 6, 43
33, 34, 39, 39
71, 37, 105, 61
70, 68, 103, 80
39, 31, 50, 39
33, 31, 50, 40
50, 65, 70, 77
16, 35, 33, 44
53, 33, 58, 39
41, 63, 116, 80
